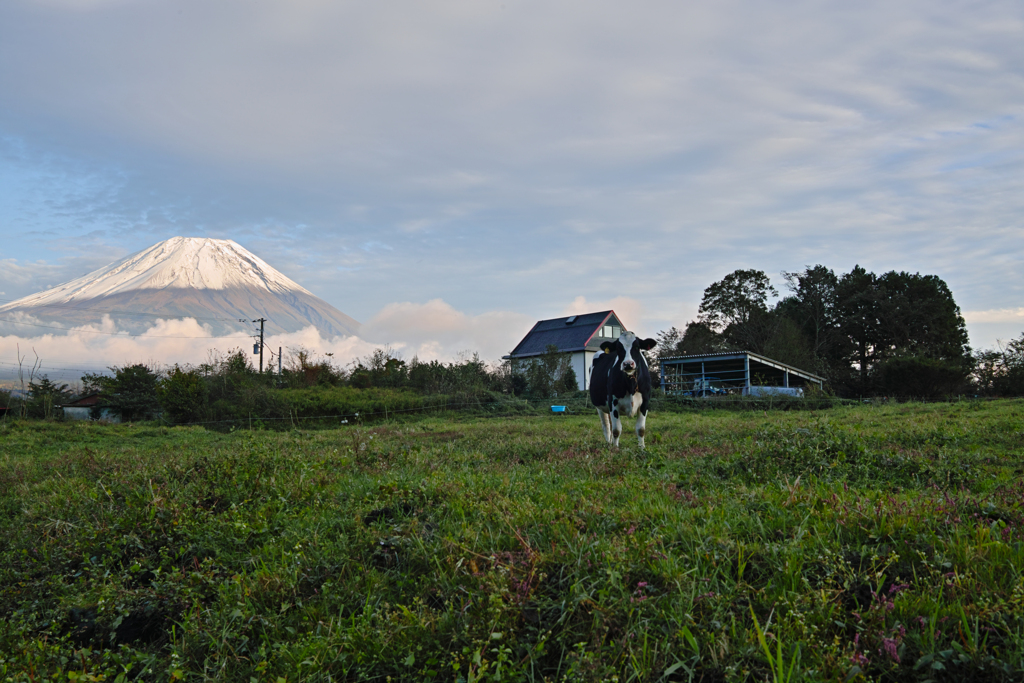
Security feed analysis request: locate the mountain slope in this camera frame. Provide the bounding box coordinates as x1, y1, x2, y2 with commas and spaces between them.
0, 237, 361, 337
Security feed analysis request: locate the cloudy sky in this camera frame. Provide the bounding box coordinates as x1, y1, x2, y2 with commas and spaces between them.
1, 0, 1023, 379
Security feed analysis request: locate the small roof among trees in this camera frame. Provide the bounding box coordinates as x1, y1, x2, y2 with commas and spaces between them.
508, 311, 626, 358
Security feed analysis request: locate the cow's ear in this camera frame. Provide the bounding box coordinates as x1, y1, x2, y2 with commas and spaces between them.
600, 341, 615, 353
640, 338, 658, 351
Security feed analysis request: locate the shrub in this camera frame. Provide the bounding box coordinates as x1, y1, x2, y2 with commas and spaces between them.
875, 355, 970, 398
158, 366, 209, 424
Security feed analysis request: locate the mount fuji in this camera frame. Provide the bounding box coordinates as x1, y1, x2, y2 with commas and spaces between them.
0, 237, 361, 337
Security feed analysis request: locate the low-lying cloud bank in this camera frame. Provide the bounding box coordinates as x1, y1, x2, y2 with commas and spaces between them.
963, 308, 1024, 324
0, 299, 539, 386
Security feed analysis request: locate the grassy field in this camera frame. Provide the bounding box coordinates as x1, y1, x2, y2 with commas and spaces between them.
1, 401, 1023, 682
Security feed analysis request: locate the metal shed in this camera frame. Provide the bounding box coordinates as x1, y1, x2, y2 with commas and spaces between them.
660, 351, 824, 396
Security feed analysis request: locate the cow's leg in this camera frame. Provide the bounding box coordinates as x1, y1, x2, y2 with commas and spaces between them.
635, 409, 648, 449
611, 406, 622, 447
596, 408, 613, 444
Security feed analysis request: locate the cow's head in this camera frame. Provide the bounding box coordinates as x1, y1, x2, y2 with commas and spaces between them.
601, 331, 657, 376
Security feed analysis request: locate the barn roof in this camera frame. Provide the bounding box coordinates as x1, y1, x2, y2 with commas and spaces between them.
61, 392, 102, 408
659, 350, 825, 388
508, 310, 625, 358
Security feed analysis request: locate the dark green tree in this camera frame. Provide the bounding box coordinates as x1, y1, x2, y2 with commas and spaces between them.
697, 269, 780, 353
81, 372, 114, 395
524, 345, 574, 398
698, 269, 777, 332
874, 271, 970, 362
833, 266, 971, 396
760, 316, 816, 370
27, 376, 73, 419
835, 266, 884, 393
778, 266, 844, 364
557, 364, 579, 395
105, 364, 161, 422
158, 366, 209, 424
654, 327, 684, 359
677, 320, 730, 355
973, 334, 1024, 396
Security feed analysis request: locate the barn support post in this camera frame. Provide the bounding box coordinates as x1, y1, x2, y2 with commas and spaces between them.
784, 370, 790, 388
744, 355, 750, 390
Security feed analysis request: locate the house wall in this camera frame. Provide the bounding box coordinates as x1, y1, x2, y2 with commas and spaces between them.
64, 407, 121, 422
571, 350, 598, 391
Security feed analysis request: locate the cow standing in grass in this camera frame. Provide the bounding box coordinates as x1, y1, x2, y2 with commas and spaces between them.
589, 331, 657, 448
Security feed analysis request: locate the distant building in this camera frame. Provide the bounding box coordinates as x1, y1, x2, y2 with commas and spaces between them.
506, 311, 627, 391
659, 351, 824, 396
61, 393, 121, 422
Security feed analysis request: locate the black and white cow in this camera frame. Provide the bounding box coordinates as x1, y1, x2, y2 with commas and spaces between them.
589, 330, 658, 448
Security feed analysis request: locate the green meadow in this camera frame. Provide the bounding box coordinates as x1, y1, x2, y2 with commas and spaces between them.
1, 401, 1023, 682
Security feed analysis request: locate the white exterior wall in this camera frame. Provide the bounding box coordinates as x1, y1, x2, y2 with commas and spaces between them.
570, 350, 598, 391
63, 407, 121, 422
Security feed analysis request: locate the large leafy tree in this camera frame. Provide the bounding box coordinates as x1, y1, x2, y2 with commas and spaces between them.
834, 267, 970, 395
874, 271, 970, 362
105, 364, 161, 421
697, 269, 777, 332
778, 266, 843, 360
696, 269, 782, 354
835, 266, 884, 391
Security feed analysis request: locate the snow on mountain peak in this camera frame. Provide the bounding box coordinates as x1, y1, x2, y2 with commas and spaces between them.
5, 237, 314, 307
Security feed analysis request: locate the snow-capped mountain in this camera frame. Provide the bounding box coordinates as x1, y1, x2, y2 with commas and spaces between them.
0, 237, 360, 337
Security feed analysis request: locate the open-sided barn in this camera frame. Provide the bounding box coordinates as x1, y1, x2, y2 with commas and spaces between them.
660, 350, 824, 396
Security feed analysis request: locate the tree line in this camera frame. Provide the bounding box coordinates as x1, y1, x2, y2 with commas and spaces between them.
651, 265, 1021, 398
0, 344, 579, 425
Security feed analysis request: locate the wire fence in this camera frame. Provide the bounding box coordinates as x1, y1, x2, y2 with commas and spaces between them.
91, 393, 1023, 430
2, 387, 1014, 431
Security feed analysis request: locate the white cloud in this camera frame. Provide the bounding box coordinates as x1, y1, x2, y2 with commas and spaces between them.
963, 307, 1024, 324
360, 299, 533, 361
0, 299, 537, 384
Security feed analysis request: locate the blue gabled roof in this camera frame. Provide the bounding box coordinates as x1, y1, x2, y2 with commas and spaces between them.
509, 310, 624, 358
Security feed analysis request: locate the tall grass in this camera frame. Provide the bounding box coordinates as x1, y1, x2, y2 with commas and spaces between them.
1, 400, 1023, 681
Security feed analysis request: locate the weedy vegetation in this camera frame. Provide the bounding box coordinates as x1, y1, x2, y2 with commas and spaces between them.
1, 400, 1023, 682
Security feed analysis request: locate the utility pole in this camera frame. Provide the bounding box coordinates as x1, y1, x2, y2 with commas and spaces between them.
254, 318, 266, 373
242, 317, 268, 373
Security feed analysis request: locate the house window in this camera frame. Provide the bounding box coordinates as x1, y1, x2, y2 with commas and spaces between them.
611, 326, 620, 338
603, 326, 612, 338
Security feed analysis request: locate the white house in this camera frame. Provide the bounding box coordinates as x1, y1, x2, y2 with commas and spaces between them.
505, 310, 628, 391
